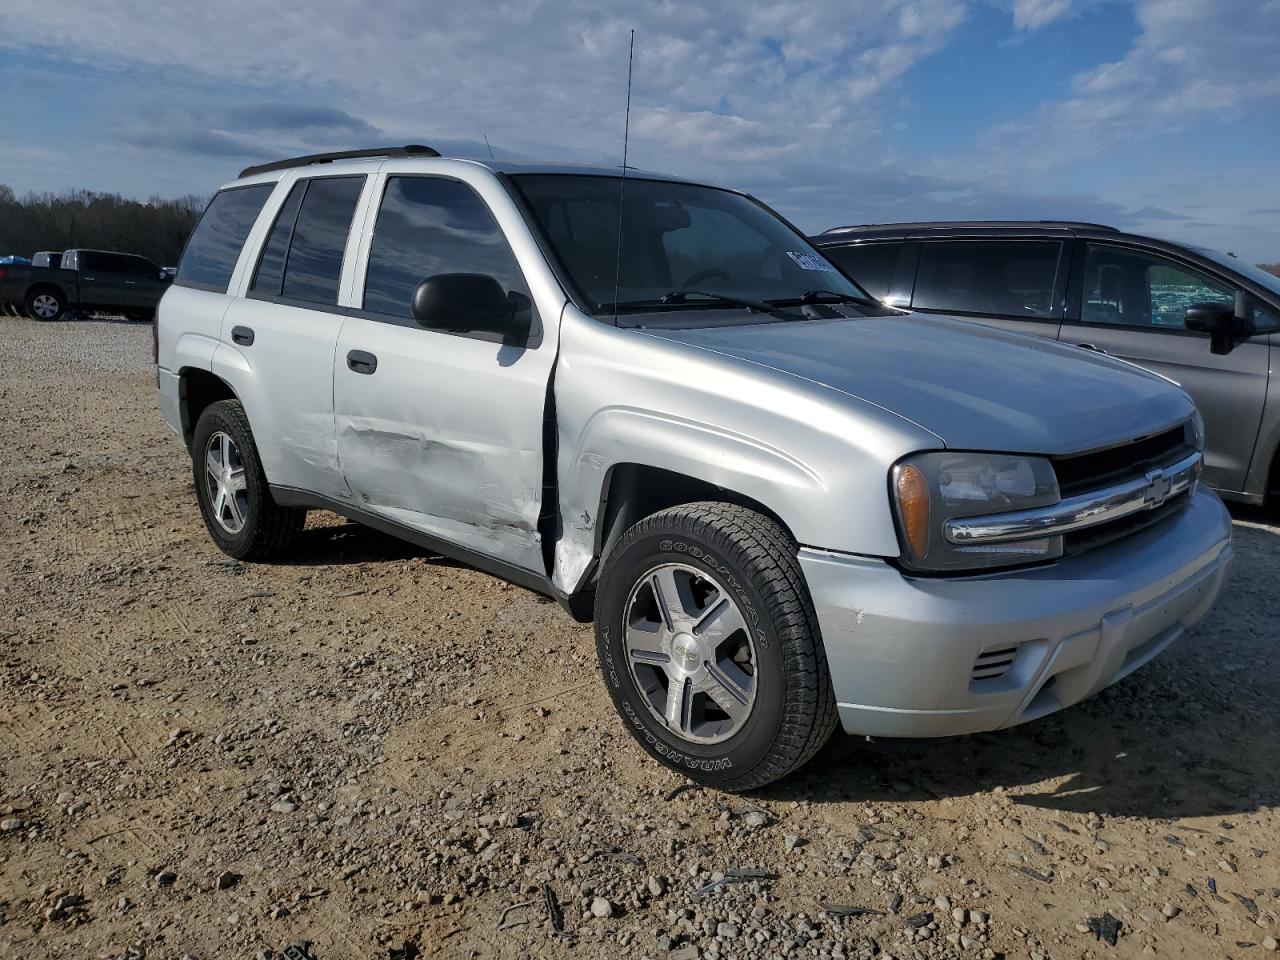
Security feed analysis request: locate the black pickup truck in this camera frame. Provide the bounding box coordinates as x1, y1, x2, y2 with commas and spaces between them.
0, 249, 172, 321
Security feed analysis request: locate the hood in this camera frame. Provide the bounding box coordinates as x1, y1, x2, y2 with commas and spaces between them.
645, 312, 1194, 454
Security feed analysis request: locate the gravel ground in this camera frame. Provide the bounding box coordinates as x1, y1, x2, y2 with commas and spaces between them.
1, 314, 1277, 960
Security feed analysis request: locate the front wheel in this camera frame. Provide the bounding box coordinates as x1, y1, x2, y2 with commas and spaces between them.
595, 502, 837, 791
191, 400, 305, 560
25, 288, 65, 321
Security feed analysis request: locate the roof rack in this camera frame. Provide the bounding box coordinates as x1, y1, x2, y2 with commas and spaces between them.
239, 144, 440, 179
820, 220, 1119, 236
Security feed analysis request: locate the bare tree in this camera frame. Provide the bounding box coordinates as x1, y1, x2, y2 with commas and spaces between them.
0, 185, 206, 265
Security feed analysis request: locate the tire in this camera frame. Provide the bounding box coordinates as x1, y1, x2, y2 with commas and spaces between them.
191, 400, 305, 560
124, 310, 154, 323
594, 502, 838, 792
25, 288, 66, 321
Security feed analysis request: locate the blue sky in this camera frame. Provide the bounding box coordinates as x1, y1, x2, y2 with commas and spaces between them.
2, 0, 1278, 262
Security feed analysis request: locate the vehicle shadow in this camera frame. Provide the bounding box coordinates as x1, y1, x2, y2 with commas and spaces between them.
273, 520, 465, 568
765, 513, 1280, 821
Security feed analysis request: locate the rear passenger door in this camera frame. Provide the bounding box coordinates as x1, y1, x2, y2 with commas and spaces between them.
217, 174, 368, 501
1057, 241, 1271, 493
333, 172, 558, 574
906, 239, 1066, 340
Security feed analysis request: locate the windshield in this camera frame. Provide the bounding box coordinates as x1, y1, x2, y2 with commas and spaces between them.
511, 174, 868, 315
1188, 244, 1280, 300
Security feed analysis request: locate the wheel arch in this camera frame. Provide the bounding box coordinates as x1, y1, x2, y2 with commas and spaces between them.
179, 367, 239, 450
24, 282, 69, 308
555, 461, 804, 623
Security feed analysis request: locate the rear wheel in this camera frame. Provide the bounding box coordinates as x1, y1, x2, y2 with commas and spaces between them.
191, 400, 305, 560
25, 288, 65, 321
595, 502, 837, 791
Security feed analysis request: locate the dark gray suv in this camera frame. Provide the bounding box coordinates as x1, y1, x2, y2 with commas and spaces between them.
813, 222, 1280, 504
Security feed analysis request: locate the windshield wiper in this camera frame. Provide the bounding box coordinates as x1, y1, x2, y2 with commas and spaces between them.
661, 289, 791, 313
767, 289, 873, 307
601, 289, 802, 319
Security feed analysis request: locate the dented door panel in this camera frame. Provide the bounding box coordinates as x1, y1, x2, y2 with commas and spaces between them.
333, 314, 554, 573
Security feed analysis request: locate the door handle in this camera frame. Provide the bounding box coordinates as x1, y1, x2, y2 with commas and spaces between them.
125, 280, 137, 285
1075, 342, 1107, 354
346, 349, 378, 375
231, 325, 254, 346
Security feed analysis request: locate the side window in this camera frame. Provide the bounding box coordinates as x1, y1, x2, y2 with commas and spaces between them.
250, 182, 306, 297
279, 177, 365, 305
913, 241, 1060, 318
363, 176, 531, 322
176, 184, 275, 292
1082, 243, 1235, 329
823, 242, 904, 301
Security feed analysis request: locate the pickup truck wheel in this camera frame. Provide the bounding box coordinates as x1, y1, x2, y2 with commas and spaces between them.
25, 289, 65, 321
191, 400, 305, 560
595, 502, 837, 792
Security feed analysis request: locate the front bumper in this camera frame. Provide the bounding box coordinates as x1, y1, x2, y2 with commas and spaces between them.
801, 488, 1232, 738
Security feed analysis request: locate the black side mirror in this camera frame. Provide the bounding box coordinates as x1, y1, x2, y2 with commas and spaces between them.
411, 273, 528, 338
1185, 293, 1251, 356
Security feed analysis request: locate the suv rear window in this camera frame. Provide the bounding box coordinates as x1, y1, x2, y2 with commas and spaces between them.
279, 177, 364, 306
823, 242, 903, 301
176, 184, 274, 292
912, 240, 1060, 319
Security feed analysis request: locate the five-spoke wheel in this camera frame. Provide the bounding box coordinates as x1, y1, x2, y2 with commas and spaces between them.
596, 502, 838, 791
625, 563, 756, 743
203, 431, 249, 535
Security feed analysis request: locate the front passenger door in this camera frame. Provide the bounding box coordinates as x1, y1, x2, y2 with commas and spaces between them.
1057, 242, 1270, 493
334, 174, 559, 574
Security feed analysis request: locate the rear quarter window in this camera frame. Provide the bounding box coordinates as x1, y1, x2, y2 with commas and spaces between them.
175, 184, 275, 293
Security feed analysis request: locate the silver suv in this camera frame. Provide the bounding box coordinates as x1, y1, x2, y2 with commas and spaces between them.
157, 145, 1232, 790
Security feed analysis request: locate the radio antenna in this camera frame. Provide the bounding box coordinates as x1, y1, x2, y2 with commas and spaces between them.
610, 28, 635, 325
482, 132, 495, 159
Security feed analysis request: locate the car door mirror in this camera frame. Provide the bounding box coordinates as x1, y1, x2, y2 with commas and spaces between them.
411, 273, 529, 339
1185, 295, 1250, 355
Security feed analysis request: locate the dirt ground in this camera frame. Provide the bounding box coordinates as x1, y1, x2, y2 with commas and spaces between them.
0, 314, 1277, 960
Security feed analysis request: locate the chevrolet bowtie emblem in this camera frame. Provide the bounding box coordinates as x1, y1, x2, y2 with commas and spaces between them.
1144, 467, 1173, 507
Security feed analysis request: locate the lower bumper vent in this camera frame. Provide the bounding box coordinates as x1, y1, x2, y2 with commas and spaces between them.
971, 644, 1020, 682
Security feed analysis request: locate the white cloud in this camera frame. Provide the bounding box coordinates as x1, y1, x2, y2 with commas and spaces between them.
1011, 0, 1072, 30
0, 0, 964, 181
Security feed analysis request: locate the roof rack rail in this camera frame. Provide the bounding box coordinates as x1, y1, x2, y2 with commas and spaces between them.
820, 220, 1119, 236
239, 144, 440, 179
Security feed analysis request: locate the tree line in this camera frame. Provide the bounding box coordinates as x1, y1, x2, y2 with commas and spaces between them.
0, 185, 206, 267
2, 181, 1278, 280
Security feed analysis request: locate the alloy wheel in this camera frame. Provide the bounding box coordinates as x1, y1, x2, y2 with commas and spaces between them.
624, 563, 758, 744
31, 294, 59, 319
204, 431, 249, 535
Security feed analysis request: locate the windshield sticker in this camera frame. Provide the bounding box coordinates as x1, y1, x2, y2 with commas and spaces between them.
785, 251, 831, 271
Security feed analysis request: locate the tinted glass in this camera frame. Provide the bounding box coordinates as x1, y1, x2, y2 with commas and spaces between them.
279, 177, 364, 305
913, 240, 1060, 318
512, 174, 864, 313
250, 182, 306, 297
1082, 244, 1234, 328
120, 255, 158, 277
823, 242, 903, 300
176, 184, 274, 291
363, 176, 529, 320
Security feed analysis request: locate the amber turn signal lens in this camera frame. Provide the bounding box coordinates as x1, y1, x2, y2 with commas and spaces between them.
896, 463, 931, 558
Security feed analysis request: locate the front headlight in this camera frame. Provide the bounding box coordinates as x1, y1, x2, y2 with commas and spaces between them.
891, 451, 1061, 572
1187, 411, 1205, 452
